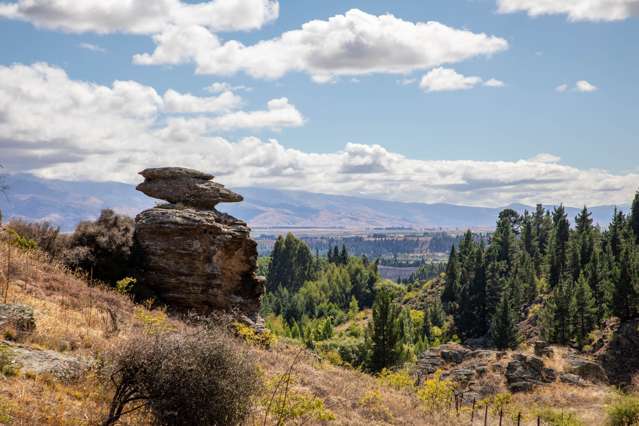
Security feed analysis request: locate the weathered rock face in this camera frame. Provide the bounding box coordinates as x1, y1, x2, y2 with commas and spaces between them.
134, 168, 264, 316
0, 304, 35, 339
594, 318, 639, 387
136, 167, 243, 209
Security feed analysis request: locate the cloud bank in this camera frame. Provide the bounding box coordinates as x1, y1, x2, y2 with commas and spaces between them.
0, 63, 635, 207
133, 9, 509, 82
0, 0, 279, 33
497, 0, 639, 22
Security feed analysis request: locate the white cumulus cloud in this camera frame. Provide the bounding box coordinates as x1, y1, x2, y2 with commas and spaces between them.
556, 81, 598, 92
419, 68, 503, 92
134, 9, 509, 81
163, 89, 242, 113
0, 0, 279, 33
497, 0, 639, 22
576, 80, 598, 92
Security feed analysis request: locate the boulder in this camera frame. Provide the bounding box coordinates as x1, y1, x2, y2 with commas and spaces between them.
2, 341, 90, 382
534, 340, 553, 357
0, 304, 35, 338
595, 318, 639, 387
136, 167, 243, 209
134, 168, 265, 317
559, 373, 586, 387
505, 354, 555, 392
565, 355, 607, 384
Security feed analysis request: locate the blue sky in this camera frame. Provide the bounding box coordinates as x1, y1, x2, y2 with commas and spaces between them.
0, 0, 637, 206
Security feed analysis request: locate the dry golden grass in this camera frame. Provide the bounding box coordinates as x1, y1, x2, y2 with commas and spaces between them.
0, 231, 622, 425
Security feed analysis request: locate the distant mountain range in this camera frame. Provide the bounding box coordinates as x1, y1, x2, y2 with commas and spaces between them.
0, 174, 629, 232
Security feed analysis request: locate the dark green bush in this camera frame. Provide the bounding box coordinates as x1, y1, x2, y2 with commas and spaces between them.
63, 209, 134, 283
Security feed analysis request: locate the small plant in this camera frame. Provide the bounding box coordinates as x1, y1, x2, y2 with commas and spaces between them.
536, 408, 584, 426
133, 306, 174, 335
416, 370, 455, 414
262, 374, 335, 424
8, 228, 38, 251
233, 321, 276, 348
115, 277, 136, 295
358, 388, 393, 421
607, 394, 639, 426
0, 344, 19, 377
378, 368, 414, 391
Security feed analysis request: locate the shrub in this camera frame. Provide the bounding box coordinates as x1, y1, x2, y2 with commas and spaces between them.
63, 209, 134, 284
607, 394, 639, 426
378, 368, 415, 391
262, 373, 335, 423
102, 328, 260, 426
416, 370, 455, 414
536, 408, 583, 426
234, 321, 276, 349
7, 218, 62, 257
115, 277, 136, 295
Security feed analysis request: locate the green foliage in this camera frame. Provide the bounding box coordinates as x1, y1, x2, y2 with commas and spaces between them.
416, 370, 455, 414
536, 408, 584, 426
377, 368, 414, 391
490, 293, 519, 349
115, 276, 136, 295
607, 394, 639, 426
367, 287, 404, 372
0, 344, 19, 377
234, 322, 276, 349
267, 233, 315, 293
262, 374, 335, 424
8, 228, 38, 251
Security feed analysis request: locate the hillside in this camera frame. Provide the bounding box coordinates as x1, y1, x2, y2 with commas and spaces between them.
0, 174, 628, 231
0, 226, 634, 426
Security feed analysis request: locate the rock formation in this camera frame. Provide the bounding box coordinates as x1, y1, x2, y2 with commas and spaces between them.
133, 167, 265, 317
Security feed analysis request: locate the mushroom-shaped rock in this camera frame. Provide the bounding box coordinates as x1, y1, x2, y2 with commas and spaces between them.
133, 167, 264, 317
136, 167, 243, 209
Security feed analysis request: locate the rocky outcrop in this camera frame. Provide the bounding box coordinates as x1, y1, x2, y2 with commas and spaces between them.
133, 167, 265, 317
594, 318, 639, 388
1, 340, 89, 382
0, 304, 35, 339
565, 355, 608, 384
505, 353, 556, 392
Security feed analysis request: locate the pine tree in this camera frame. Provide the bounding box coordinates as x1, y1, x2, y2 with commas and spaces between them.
490, 294, 519, 349
548, 279, 572, 344
339, 244, 349, 265
367, 288, 403, 372
612, 243, 639, 320
631, 191, 639, 244
570, 273, 597, 348
442, 246, 461, 313
575, 206, 594, 268
586, 248, 611, 324
548, 205, 570, 288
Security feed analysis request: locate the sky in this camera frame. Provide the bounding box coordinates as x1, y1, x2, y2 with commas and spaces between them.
0, 0, 638, 207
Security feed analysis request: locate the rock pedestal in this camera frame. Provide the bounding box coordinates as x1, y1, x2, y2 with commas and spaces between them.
134, 167, 264, 316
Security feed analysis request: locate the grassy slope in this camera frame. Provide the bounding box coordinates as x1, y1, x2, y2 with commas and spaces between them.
0, 234, 619, 425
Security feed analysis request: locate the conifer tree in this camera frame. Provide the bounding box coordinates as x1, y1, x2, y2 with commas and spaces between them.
570, 273, 597, 348
339, 244, 349, 265
544, 279, 572, 344
631, 191, 639, 244
548, 205, 570, 288
612, 243, 639, 320
490, 294, 519, 349
442, 246, 461, 313
367, 288, 403, 372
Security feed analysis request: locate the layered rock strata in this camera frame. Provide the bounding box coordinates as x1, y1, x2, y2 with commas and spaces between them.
134, 167, 264, 316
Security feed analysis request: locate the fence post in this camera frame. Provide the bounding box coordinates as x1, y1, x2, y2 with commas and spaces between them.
4, 242, 10, 304
471, 398, 476, 424
484, 404, 488, 426
517, 412, 521, 426
499, 408, 503, 426
537, 415, 541, 426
